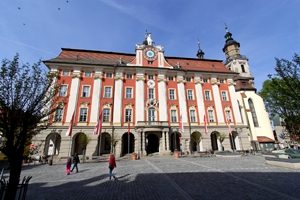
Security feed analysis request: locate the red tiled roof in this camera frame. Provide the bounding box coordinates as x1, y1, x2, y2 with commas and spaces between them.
257, 136, 275, 143
45, 48, 233, 74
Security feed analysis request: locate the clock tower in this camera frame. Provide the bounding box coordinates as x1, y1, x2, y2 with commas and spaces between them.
133, 32, 171, 68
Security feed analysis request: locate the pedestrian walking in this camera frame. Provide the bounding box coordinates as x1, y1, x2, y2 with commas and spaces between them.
71, 153, 80, 173
66, 157, 72, 175
108, 153, 117, 180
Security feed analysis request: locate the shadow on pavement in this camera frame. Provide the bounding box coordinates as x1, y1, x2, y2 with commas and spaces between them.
26, 172, 300, 200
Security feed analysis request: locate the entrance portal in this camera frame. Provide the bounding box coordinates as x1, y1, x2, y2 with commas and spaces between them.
211, 132, 219, 151
121, 133, 134, 156
170, 132, 181, 152
146, 134, 159, 154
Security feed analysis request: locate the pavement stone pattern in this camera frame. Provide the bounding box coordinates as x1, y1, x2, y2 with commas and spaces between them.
7, 155, 300, 200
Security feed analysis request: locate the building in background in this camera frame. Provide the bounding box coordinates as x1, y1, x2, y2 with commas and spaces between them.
33, 30, 274, 158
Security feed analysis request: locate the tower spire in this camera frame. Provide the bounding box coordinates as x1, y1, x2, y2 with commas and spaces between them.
196, 39, 205, 59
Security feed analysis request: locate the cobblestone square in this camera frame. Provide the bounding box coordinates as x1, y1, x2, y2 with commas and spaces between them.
13, 155, 300, 200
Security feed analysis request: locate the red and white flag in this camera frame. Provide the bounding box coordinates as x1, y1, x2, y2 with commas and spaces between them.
66, 112, 75, 137
93, 111, 103, 135
179, 114, 184, 133
204, 114, 208, 134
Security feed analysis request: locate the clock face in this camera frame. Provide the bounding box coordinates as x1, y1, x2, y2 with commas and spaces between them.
146, 50, 155, 58
144, 48, 157, 61
147, 79, 155, 88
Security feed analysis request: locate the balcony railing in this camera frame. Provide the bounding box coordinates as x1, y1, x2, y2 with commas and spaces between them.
136, 121, 169, 127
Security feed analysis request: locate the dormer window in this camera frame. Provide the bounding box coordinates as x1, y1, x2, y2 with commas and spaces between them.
241, 64, 245, 73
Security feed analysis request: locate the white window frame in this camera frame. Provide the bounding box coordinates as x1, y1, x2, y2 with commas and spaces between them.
221, 91, 227, 101
103, 108, 110, 122
187, 90, 193, 100
125, 87, 133, 99
82, 85, 90, 97
125, 108, 132, 122
190, 109, 196, 123
208, 109, 215, 122
169, 89, 175, 100
84, 71, 92, 77
54, 107, 63, 122
171, 110, 177, 122
59, 85, 68, 97
148, 75, 154, 80
104, 87, 112, 98
62, 70, 69, 76
225, 109, 232, 122
126, 74, 132, 79
148, 88, 154, 99
148, 107, 155, 122
106, 72, 113, 78
204, 90, 211, 101
79, 107, 88, 122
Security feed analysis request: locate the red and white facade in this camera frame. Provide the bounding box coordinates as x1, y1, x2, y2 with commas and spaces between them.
35, 32, 274, 158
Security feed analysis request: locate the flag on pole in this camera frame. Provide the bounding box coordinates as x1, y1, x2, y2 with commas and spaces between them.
93, 111, 103, 135
179, 114, 184, 133
204, 114, 208, 134
66, 112, 75, 137
128, 119, 131, 134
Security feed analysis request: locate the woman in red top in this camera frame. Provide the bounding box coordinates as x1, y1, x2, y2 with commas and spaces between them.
108, 153, 117, 180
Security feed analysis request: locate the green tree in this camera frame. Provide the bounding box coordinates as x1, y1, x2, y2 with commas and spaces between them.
260, 54, 300, 142
0, 54, 58, 199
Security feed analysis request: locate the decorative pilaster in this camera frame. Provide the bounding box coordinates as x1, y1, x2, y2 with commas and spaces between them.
177, 74, 188, 125
158, 73, 167, 121
135, 71, 145, 123
66, 69, 81, 123
194, 75, 205, 123
90, 71, 103, 123
113, 70, 124, 125
211, 77, 225, 124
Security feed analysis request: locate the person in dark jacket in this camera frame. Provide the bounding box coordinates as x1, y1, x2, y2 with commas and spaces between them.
108, 153, 117, 180
71, 153, 80, 173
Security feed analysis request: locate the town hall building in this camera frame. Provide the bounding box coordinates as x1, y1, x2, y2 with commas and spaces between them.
34, 29, 275, 159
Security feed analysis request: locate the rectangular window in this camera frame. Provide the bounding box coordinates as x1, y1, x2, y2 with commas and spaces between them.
82, 86, 90, 97
148, 108, 155, 122
186, 77, 192, 82
126, 88, 132, 99
190, 110, 196, 122
103, 108, 110, 122
225, 110, 231, 122
169, 89, 175, 100
85, 71, 91, 77
125, 109, 132, 122
104, 87, 112, 98
205, 91, 211, 101
62, 70, 69, 76
220, 79, 225, 83
126, 74, 132, 79
221, 91, 227, 101
79, 108, 88, 122
171, 110, 177, 122
54, 107, 63, 122
203, 78, 208, 83
187, 90, 193, 100
148, 75, 154, 80
148, 88, 154, 99
168, 76, 174, 81
106, 72, 113, 78
208, 110, 214, 122
59, 85, 67, 97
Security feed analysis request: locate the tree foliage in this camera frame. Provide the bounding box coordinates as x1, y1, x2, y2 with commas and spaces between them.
0, 54, 58, 199
260, 54, 300, 142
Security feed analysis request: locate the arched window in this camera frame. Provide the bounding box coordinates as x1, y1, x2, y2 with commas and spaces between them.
248, 99, 259, 127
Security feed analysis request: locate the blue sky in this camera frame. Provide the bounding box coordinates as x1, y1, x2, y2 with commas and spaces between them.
0, 0, 299, 90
